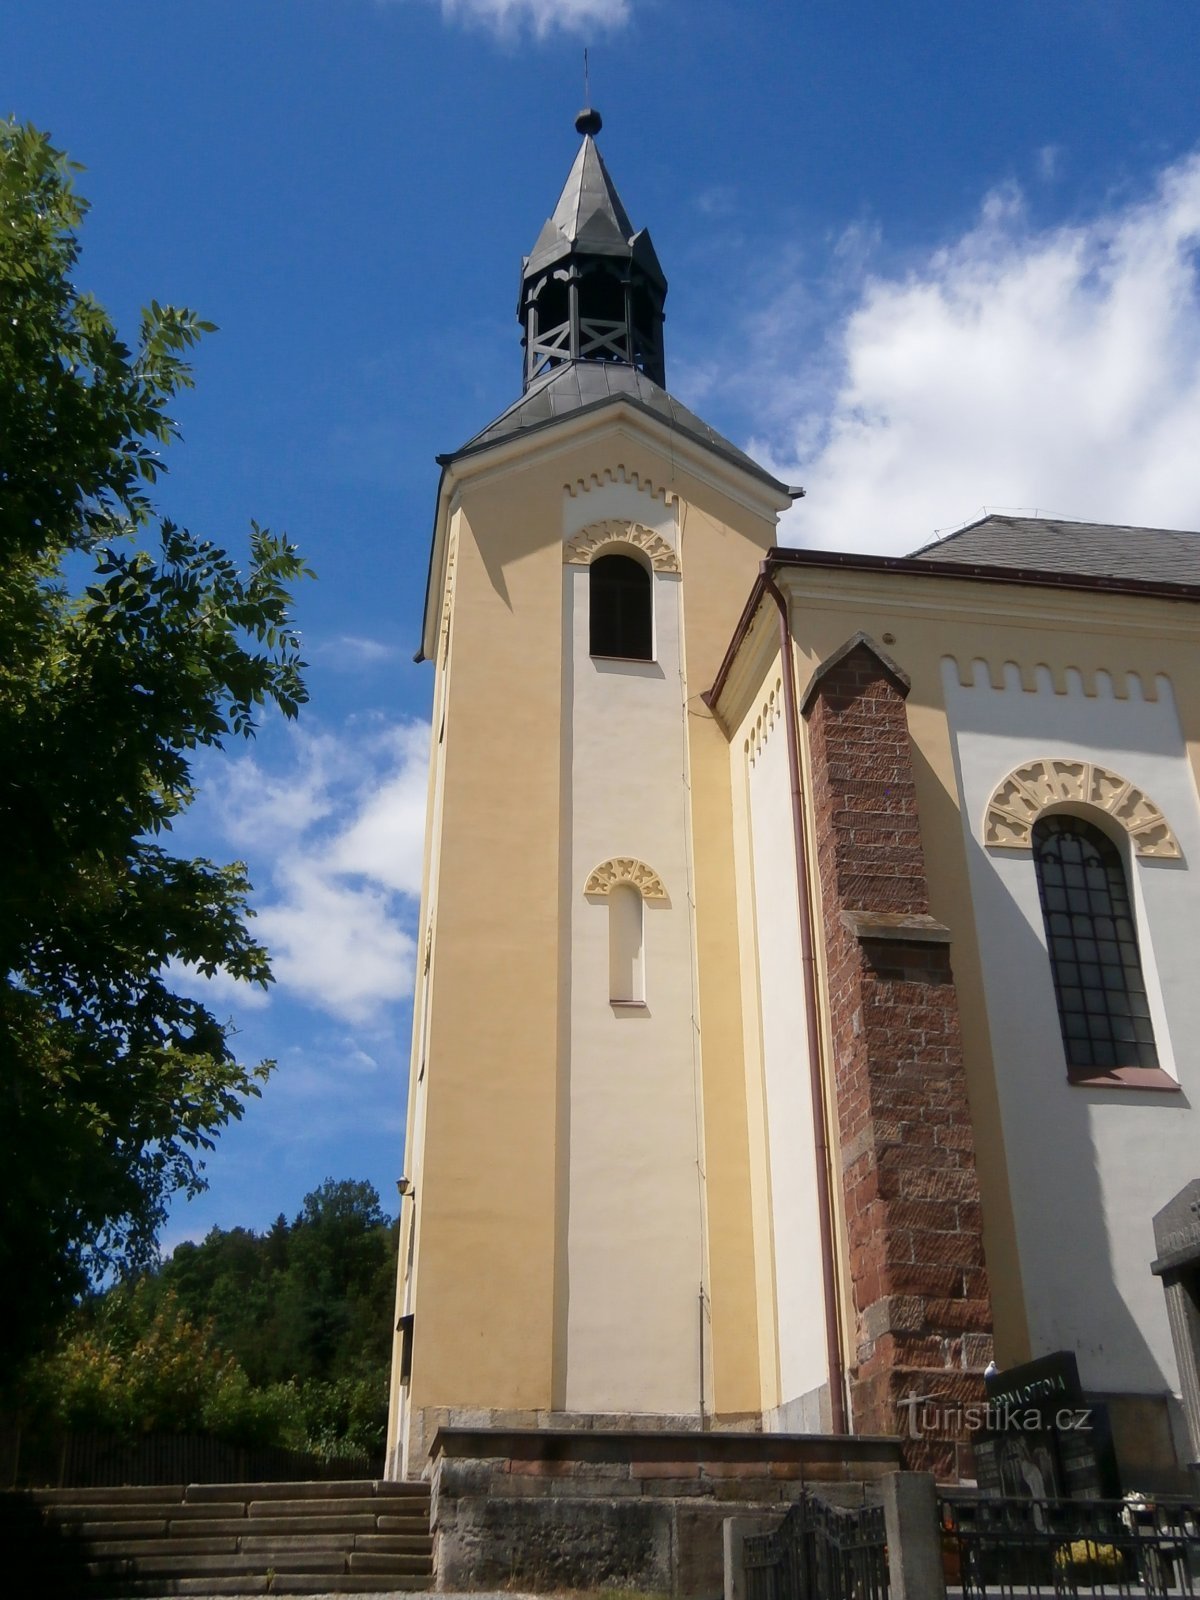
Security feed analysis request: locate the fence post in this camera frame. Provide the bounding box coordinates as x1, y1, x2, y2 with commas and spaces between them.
882, 1471, 945, 1600
723, 1514, 782, 1600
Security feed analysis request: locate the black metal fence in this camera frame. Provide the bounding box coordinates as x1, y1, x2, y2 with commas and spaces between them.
1, 1426, 381, 1488
940, 1493, 1200, 1597
744, 1491, 889, 1600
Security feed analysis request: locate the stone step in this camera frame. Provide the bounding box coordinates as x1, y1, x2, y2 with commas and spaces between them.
87, 1573, 433, 1597
182, 1479, 428, 1503
238, 1534, 379, 1557
244, 1496, 390, 1519
84, 1530, 433, 1561
348, 1550, 434, 1575
179, 1512, 380, 1537
50, 1498, 246, 1522
353, 1533, 434, 1554
13, 1477, 434, 1595
30, 1484, 187, 1505
90, 1537, 242, 1558
368, 1512, 432, 1534
280, 1582, 433, 1596
72, 1517, 171, 1539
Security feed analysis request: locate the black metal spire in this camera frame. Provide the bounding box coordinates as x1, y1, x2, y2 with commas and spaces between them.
519, 111, 667, 391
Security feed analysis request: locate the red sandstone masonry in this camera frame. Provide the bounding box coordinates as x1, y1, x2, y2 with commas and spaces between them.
804, 641, 995, 1479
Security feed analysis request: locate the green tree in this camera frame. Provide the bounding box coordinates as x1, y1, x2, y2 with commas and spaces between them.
153, 1180, 396, 1389
0, 120, 311, 1371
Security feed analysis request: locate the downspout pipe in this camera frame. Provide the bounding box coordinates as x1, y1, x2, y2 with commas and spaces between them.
762, 567, 848, 1435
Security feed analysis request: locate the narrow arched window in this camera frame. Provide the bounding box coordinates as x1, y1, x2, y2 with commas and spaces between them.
1033, 815, 1158, 1071
609, 883, 645, 1004
590, 552, 652, 660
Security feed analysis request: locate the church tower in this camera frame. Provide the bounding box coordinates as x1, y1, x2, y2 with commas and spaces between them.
387, 112, 793, 1477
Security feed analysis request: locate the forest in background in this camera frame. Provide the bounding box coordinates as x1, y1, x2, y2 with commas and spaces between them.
18, 1179, 398, 1463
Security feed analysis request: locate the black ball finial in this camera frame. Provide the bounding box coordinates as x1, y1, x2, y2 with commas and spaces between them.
575, 107, 603, 137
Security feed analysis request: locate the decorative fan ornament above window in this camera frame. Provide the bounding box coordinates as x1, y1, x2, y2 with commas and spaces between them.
563, 520, 679, 571
584, 858, 668, 900
983, 759, 1181, 859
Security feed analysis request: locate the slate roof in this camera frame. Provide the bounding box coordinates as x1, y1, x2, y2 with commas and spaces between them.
524, 135, 666, 288
910, 514, 1200, 587
446, 359, 788, 493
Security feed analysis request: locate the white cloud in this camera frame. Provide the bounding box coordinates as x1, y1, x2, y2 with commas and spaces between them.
397, 0, 629, 38
196, 716, 430, 1024
1038, 144, 1063, 183
256, 862, 417, 1021
738, 152, 1200, 553
314, 634, 400, 669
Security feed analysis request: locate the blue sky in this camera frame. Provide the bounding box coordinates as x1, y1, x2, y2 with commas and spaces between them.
6, 0, 1200, 1248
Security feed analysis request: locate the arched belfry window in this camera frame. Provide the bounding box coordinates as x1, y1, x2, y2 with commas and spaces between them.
1033, 815, 1158, 1071
590, 552, 652, 661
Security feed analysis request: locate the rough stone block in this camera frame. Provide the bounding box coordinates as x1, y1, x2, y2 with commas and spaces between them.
633, 1459, 702, 1478
437, 1494, 672, 1594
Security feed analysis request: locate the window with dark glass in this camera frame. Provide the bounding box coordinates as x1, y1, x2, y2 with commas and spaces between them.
589, 552, 652, 660
1032, 815, 1158, 1070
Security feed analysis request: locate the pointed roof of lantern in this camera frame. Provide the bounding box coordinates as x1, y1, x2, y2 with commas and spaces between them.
523, 109, 667, 290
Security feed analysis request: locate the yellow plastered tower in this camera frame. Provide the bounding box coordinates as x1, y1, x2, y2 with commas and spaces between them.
386, 110, 792, 1476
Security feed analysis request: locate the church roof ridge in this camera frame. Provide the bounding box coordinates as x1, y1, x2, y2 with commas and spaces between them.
910, 512, 1200, 585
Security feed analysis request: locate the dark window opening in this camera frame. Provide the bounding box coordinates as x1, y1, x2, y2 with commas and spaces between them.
535, 274, 569, 333
1032, 814, 1158, 1071
396, 1312, 414, 1386
590, 552, 652, 660
580, 263, 626, 323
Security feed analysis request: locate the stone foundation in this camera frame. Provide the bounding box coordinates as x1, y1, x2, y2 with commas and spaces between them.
400, 1402, 761, 1481
429, 1427, 903, 1596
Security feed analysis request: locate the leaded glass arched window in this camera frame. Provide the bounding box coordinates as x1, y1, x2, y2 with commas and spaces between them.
1032, 815, 1158, 1071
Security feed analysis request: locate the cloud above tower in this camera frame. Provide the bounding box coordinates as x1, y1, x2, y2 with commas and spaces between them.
393, 0, 631, 38
738, 151, 1200, 553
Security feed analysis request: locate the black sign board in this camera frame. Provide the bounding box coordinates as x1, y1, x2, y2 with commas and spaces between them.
985, 1349, 1083, 1416
974, 1352, 1120, 1500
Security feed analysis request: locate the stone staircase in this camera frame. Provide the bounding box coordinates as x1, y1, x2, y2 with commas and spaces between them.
8, 1478, 433, 1596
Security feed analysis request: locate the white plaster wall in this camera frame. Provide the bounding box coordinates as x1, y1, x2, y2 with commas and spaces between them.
739, 701, 830, 1411
563, 477, 675, 540
943, 663, 1200, 1398
563, 553, 702, 1415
